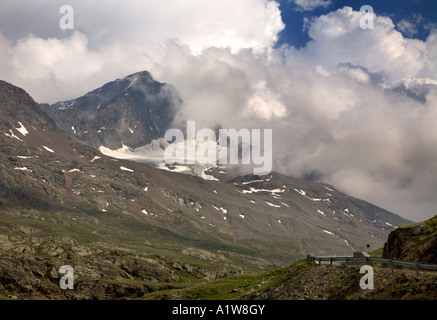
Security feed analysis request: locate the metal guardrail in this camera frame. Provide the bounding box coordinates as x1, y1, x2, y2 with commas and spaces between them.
307, 255, 437, 276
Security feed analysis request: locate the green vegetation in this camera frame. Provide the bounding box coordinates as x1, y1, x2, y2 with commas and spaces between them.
396, 216, 437, 244
0, 292, 14, 300
142, 260, 314, 300
368, 247, 383, 258
416, 216, 437, 243
391, 283, 410, 296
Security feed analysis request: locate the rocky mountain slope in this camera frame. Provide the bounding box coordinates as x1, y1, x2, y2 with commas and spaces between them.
149, 217, 437, 301
142, 259, 437, 300
0, 79, 412, 299
383, 215, 437, 264
39, 71, 182, 149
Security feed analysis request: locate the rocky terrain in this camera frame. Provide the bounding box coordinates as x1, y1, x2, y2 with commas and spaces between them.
0, 233, 240, 300
0, 77, 413, 300
40, 71, 182, 150
141, 259, 437, 300
383, 215, 437, 264
145, 217, 437, 301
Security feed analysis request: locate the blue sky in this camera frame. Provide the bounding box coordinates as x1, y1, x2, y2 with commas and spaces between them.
277, 0, 437, 48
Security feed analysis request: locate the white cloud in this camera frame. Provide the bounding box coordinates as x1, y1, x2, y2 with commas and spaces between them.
244, 81, 287, 119
397, 19, 418, 37
0, 0, 284, 55
1, 4, 437, 222
0, 30, 159, 103
286, 6, 435, 84
293, 0, 332, 11
0, 0, 285, 102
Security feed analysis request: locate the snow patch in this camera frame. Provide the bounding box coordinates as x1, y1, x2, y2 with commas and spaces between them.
323, 230, 334, 235
294, 188, 328, 202
243, 187, 285, 194
342, 211, 354, 218
158, 163, 190, 173
43, 146, 54, 153
242, 178, 266, 185
294, 188, 306, 196
14, 167, 30, 171
385, 222, 396, 228
219, 207, 227, 214
126, 75, 139, 90
15, 122, 29, 136
5, 130, 23, 142
120, 166, 134, 172
201, 168, 219, 181
317, 210, 326, 216
265, 201, 280, 208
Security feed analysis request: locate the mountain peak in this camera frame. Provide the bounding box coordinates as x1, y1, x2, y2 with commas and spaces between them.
0, 80, 58, 131
107, 70, 156, 94
0, 80, 34, 110
119, 70, 153, 82
57, 70, 160, 111
41, 71, 182, 149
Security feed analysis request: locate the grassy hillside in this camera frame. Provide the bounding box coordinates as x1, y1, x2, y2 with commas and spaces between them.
141, 258, 437, 300
383, 215, 437, 264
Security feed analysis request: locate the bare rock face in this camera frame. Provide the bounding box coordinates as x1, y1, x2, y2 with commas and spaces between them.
383, 215, 437, 264
40, 71, 182, 150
